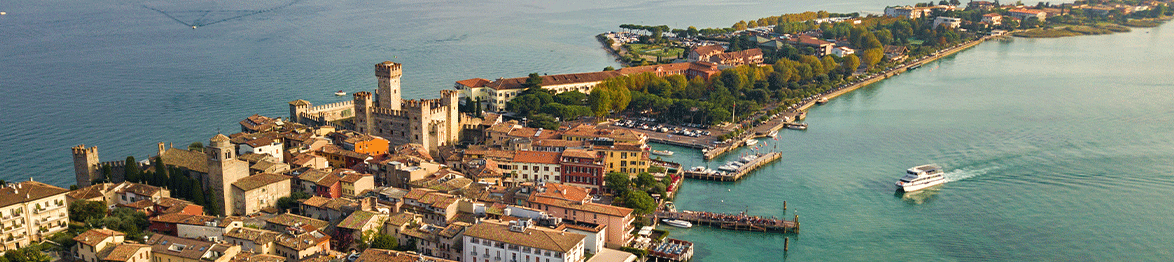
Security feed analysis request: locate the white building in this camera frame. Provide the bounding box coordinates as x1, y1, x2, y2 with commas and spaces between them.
831, 46, 855, 57
463, 220, 586, 262
510, 151, 562, 183
934, 17, 963, 29
239, 136, 284, 163
1, 180, 69, 253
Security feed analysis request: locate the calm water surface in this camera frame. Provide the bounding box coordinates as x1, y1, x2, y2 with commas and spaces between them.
3, 0, 1173, 260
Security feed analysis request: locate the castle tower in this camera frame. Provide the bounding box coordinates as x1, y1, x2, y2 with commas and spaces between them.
354, 91, 374, 135
206, 133, 249, 216
72, 145, 100, 187
439, 90, 461, 147
288, 99, 312, 124
376, 61, 402, 111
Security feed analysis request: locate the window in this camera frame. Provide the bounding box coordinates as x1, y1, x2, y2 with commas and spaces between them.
543, 166, 549, 172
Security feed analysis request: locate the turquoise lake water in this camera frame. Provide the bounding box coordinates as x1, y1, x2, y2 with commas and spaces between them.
3, 0, 1173, 260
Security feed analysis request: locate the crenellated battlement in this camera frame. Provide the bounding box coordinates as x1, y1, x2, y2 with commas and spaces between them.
376, 61, 403, 79
309, 100, 354, 113
72, 144, 98, 155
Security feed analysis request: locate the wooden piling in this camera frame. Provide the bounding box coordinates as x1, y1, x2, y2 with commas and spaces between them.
784, 237, 789, 251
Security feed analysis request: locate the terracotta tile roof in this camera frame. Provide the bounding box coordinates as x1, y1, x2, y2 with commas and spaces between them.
0, 181, 69, 207
1009, 8, 1045, 14
150, 213, 193, 224
68, 183, 110, 201
532, 139, 588, 148
512, 151, 561, 164
393, 144, 434, 162
486, 71, 622, 91
230, 253, 287, 262
146, 234, 223, 260
455, 78, 491, 88
274, 230, 329, 250
73, 229, 123, 247
224, 227, 280, 244
300, 196, 330, 208
161, 148, 208, 174
177, 214, 217, 226
120, 199, 154, 209
530, 183, 591, 203
337, 211, 383, 229
114, 182, 162, 197
715, 48, 765, 62
983, 13, 1002, 17
385, 212, 419, 227
404, 189, 460, 210
340, 172, 371, 183
240, 114, 279, 132
464, 222, 585, 253
297, 169, 332, 184
592, 142, 646, 152
506, 127, 559, 140
232, 173, 291, 192
266, 213, 329, 231
560, 149, 597, 159
531, 197, 633, 217
562, 223, 605, 233
321, 198, 356, 211
356, 248, 457, 262
100, 243, 150, 261
691, 45, 726, 56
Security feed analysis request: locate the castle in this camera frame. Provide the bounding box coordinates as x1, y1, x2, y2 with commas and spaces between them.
290, 61, 464, 154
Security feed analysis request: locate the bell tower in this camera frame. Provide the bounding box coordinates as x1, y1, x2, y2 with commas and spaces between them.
376, 61, 402, 111
206, 133, 248, 215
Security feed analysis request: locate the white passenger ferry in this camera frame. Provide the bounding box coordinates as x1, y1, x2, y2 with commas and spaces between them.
896, 164, 947, 192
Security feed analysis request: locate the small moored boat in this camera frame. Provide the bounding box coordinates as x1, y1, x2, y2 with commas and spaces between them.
334, 90, 346, 96
651, 149, 674, 156
661, 219, 693, 228
784, 123, 808, 130
745, 139, 759, 146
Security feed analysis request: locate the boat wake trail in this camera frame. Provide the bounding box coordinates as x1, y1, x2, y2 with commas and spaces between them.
942, 166, 998, 183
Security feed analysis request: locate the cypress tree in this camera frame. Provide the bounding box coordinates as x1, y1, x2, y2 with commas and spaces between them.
124, 156, 140, 182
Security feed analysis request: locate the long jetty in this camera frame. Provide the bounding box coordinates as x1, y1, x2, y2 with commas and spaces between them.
656, 210, 799, 233
684, 152, 781, 182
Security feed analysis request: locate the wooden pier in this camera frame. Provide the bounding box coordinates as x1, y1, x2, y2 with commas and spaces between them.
683, 152, 781, 182
656, 210, 799, 233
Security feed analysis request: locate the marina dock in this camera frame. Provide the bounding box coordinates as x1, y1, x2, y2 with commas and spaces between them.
656, 210, 798, 233
683, 152, 781, 182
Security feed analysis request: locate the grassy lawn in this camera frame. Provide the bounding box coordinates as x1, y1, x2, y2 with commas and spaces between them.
627, 43, 685, 58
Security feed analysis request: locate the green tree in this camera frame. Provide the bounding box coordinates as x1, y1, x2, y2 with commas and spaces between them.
2, 245, 51, 262
634, 172, 657, 190
124, 156, 140, 183
187, 142, 204, 152
603, 66, 615, 71
861, 48, 885, 69
621, 190, 656, 215
527, 114, 560, 130
604, 172, 631, 194
68, 200, 107, 223
588, 89, 612, 118
840, 54, 861, 74
370, 234, 399, 250
553, 91, 587, 106
153, 156, 168, 184
523, 73, 543, 90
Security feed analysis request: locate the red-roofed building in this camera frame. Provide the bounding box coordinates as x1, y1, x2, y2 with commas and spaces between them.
1008, 8, 1047, 20
688, 45, 726, 62
560, 149, 605, 193
510, 151, 563, 183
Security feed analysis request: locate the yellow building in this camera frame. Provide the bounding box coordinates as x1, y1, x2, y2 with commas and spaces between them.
593, 142, 650, 175
73, 229, 152, 262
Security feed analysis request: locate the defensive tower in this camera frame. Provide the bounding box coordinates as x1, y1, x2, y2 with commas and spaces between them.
72, 144, 100, 187
376, 61, 402, 111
